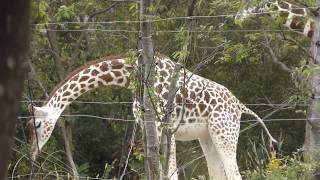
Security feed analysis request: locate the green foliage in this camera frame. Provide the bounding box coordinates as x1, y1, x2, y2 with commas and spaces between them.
128, 143, 145, 178
244, 151, 320, 180
78, 162, 90, 175
100, 160, 117, 178
55, 4, 75, 21
290, 62, 313, 105
32, 0, 49, 24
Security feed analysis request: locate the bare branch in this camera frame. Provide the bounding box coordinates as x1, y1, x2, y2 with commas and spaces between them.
106, 0, 138, 2
28, 61, 48, 98
263, 32, 293, 72
280, 29, 316, 62
70, 2, 119, 63
88, 2, 119, 20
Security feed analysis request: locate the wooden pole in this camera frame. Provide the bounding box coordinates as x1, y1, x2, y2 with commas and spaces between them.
0, 1, 30, 179
305, 0, 320, 156
139, 0, 161, 179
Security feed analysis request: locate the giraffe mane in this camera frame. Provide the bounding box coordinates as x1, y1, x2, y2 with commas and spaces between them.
45, 53, 128, 104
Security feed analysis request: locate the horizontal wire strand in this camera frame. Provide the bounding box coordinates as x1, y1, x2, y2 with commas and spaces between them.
20, 100, 308, 106
29, 7, 319, 26
18, 114, 308, 123
33, 29, 305, 33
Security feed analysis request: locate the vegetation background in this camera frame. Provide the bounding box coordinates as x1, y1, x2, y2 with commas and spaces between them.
9, 0, 318, 179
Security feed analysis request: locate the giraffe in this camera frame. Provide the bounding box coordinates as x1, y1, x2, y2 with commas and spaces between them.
27, 54, 277, 180
235, 0, 315, 38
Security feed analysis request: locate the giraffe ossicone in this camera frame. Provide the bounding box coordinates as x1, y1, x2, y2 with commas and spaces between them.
27, 54, 276, 180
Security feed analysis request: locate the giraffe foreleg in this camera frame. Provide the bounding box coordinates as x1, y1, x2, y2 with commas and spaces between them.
167, 135, 178, 180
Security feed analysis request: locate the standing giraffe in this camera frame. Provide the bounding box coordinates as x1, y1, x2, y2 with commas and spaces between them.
27, 54, 276, 180
235, 0, 315, 38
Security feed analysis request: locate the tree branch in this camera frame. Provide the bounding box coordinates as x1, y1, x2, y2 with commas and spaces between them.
70, 2, 119, 63
28, 61, 48, 98
263, 32, 293, 72
280, 29, 316, 62
88, 2, 119, 20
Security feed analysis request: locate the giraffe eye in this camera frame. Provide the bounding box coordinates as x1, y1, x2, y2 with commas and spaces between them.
36, 122, 42, 129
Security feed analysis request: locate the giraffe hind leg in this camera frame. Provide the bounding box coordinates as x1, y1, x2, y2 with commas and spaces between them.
208, 114, 242, 180
199, 132, 227, 180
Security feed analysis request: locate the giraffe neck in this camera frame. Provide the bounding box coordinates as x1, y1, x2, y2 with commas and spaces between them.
236, 0, 314, 38
45, 57, 132, 115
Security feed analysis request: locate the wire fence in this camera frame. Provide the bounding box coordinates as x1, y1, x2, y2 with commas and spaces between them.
8, 173, 116, 180
29, 9, 312, 36
17, 5, 315, 180
20, 100, 308, 106
33, 29, 306, 34
17, 114, 308, 124
29, 7, 319, 27
18, 100, 307, 124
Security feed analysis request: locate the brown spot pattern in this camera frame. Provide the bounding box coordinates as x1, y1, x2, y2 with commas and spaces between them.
88, 84, 95, 89
63, 84, 68, 91
71, 75, 79, 81
83, 69, 90, 74
99, 74, 113, 83
278, 1, 289, 9
79, 76, 90, 82
117, 78, 124, 83
88, 78, 95, 83
112, 71, 122, 77
111, 60, 123, 69
69, 83, 76, 89
63, 91, 71, 96
100, 62, 109, 72
91, 69, 99, 76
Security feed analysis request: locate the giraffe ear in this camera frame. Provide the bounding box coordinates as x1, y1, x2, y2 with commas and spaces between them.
28, 104, 47, 117
28, 104, 34, 113
28, 104, 40, 113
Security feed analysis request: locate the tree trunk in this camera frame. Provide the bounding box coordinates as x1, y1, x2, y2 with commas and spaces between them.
0, 1, 30, 179
304, 0, 320, 155
139, 0, 161, 179
60, 118, 79, 178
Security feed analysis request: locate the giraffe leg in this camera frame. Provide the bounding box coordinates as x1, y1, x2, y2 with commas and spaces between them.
167, 135, 178, 180
199, 133, 226, 180
208, 115, 242, 180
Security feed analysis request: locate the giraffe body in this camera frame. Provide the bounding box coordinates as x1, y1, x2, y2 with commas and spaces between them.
236, 0, 314, 38
27, 55, 276, 180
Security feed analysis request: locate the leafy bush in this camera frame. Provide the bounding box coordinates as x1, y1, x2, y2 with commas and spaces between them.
243, 151, 320, 180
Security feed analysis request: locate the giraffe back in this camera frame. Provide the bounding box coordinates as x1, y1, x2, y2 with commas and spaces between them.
154, 57, 243, 141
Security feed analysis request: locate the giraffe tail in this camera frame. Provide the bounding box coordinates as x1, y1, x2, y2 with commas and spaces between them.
240, 104, 278, 145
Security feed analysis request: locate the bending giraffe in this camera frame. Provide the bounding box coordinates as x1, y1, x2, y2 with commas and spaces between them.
235, 0, 315, 38
27, 54, 276, 180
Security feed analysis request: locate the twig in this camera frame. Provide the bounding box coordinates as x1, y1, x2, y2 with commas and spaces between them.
263, 32, 293, 72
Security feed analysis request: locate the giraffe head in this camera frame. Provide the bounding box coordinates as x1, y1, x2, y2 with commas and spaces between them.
27, 104, 58, 160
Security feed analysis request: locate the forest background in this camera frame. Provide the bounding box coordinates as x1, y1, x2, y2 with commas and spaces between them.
9, 0, 319, 179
